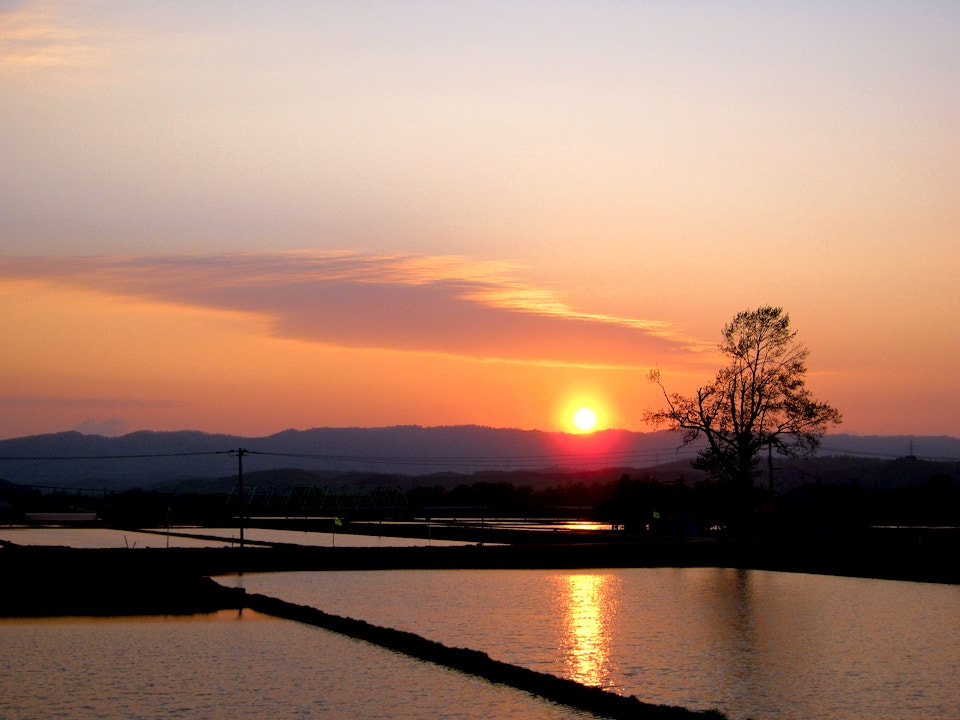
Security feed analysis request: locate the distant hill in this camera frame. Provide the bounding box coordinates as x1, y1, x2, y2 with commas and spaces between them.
0, 426, 691, 489
817, 434, 960, 460
0, 426, 957, 492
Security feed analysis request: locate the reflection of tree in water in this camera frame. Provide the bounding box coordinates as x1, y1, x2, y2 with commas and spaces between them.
555, 573, 621, 689
705, 568, 757, 666
699, 567, 772, 712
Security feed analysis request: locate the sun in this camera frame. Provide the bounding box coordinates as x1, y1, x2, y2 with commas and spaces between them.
572, 407, 598, 433
556, 391, 612, 434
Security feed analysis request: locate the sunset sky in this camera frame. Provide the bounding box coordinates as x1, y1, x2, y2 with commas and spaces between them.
2, 1, 958, 440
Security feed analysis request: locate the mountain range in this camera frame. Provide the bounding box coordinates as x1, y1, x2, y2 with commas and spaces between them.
0, 426, 958, 492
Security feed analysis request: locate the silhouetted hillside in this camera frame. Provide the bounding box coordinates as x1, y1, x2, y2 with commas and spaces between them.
772, 455, 960, 492
0, 426, 956, 493
0, 426, 691, 489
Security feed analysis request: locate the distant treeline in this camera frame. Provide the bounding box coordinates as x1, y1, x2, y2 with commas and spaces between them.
3, 460, 957, 536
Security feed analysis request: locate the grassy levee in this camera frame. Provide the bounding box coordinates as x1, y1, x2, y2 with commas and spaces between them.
242, 588, 726, 720
0, 545, 245, 617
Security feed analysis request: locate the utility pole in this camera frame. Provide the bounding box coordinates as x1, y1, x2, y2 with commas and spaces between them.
768, 441, 774, 493
230, 448, 247, 550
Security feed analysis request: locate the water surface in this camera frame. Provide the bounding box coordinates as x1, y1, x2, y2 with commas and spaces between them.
0, 525, 475, 549
228, 567, 960, 720
0, 527, 225, 549
0, 610, 591, 720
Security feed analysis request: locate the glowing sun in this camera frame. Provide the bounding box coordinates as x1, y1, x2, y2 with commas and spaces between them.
572, 407, 598, 433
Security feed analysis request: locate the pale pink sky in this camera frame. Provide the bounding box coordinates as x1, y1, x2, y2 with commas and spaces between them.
1, 1, 958, 438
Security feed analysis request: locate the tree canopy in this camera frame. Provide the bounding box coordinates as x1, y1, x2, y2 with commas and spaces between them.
645, 306, 841, 490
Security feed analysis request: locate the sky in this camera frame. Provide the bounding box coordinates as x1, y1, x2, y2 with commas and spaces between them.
1, 0, 958, 440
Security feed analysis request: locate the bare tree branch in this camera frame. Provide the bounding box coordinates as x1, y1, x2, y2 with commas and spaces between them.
645, 306, 841, 494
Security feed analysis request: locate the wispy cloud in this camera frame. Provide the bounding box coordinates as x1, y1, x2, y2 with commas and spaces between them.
0, 252, 710, 367
0, 0, 117, 75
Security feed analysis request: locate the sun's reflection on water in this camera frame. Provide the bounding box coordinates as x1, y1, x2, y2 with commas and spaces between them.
556, 573, 619, 688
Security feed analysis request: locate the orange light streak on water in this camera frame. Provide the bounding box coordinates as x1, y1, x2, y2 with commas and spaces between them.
556, 573, 619, 688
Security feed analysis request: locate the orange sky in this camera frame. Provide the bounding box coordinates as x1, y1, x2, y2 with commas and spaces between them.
0, 256, 716, 437
1, 2, 958, 439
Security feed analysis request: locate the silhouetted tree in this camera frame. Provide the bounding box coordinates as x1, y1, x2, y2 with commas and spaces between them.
645, 307, 841, 518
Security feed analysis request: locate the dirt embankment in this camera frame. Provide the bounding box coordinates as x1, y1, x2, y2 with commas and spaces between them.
1, 531, 957, 619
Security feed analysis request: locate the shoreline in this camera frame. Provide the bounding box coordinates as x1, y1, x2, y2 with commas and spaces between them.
2, 533, 957, 618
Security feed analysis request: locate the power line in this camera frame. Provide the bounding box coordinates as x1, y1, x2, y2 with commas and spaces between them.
5, 443, 952, 469
0, 451, 224, 461
0, 446, 701, 468
249, 446, 702, 467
